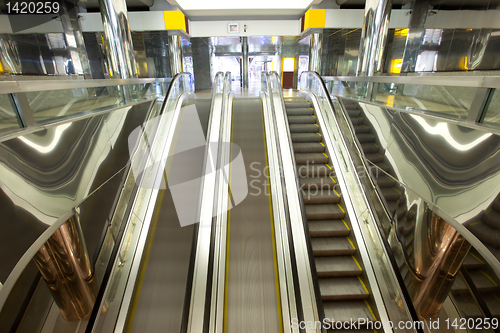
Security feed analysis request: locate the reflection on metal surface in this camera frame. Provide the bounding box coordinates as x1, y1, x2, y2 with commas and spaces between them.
99, 0, 137, 79
308, 33, 322, 73
357, 0, 392, 76
393, 207, 470, 318
242, 36, 249, 89
33, 215, 96, 321
401, 0, 429, 73
168, 35, 183, 76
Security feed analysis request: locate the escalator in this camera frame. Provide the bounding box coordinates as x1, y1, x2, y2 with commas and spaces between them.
284, 97, 380, 328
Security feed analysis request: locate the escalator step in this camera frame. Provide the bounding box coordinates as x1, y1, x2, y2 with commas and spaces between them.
494, 196, 500, 211
291, 133, 322, 142
308, 219, 349, 237
375, 162, 391, 172
350, 117, 364, 126
343, 104, 360, 110
397, 217, 415, 237
356, 133, 376, 143
354, 125, 370, 134
361, 142, 379, 154
287, 115, 317, 124
300, 177, 336, 189
286, 107, 314, 116
315, 256, 361, 277
462, 253, 485, 271
319, 277, 369, 300
306, 204, 345, 220
451, 292, 486, 319
323, 300, 376, 324
295, 153, 329, 164
483, 209, 500, 229
303, 189, 340, 204
452, 270, 498, 294
285, 102, 311, 108
467, 221, 500, 248
376, 175, 397, 188
347, 109, 361, 117
381, 187, 402, 201
297, 164, 331, 177
289, 124, 319, 133
312, 237, 355, 256
483, 294, 500, 317
365, 153, 384, 164
293, 142, 325, 153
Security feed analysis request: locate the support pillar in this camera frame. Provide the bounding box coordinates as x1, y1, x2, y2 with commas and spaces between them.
357, 0, 392, 76
33, 214, 96, 321
168, 35, 183, 76
241, 36, 249, 89
98, 0, 137, 79
308, 33, 322, 73
401, 0, 430, 73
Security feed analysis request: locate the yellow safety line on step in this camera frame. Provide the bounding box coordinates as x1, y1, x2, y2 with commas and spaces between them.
469, 252, 485, 264
337, 203, 345, 213
323, 152, 329, 158
314, 123, 319, 127
494, 295, 500, 304
347, 236, 356, 249
326, 163, 332, 170
319, 142, 325, 146
392, 187, 401, 194
469, 221, 482, 226
342, 219, 350, 230
317, 132, 322, 136
486, 208, 493, 214
329, 176, 337, 184
334, 189, 340, 197
311, 115, 316, 118
480, 270, 498, 286
352, 256, 362, 270
364, 300, 378, 321
358, 276, 369, 294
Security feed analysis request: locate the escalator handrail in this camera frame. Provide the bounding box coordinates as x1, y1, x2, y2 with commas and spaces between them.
264, 71, 323, 330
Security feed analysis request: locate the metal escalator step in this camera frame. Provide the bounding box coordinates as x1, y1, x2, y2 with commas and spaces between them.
494, 196, 500, 211
375, 175, 396, 188
319, 277, 369, 300
306, 204, 345, 220
295, 153, 329, 164
315, 256, 361, 277
463, 253, 485, 271
375, 162, 391, 172
387, 200, 406, 218
285, 102, 311, 108
354, 125, 370, 134
323, 300, 376, 323
483, 294, 500, 317
467, 221, 500, 248
286, 108, 314, 116
451, 292, 486, 319
452, 270, 498, 294
297, 165, 331, 177
350, 117, 364, 126
343, 103, 360, 110
365, 153, 384, 164
308, 220, 349, 237
300, 177, 336, 189
293, 142, 325, 153
288, 115, 317, 124
312, 237, 355, 256
381, 187, 401, 201
347, 109, 361, 117
289, 124, 318, 133
356, 133, 376, 143
361, 142, 379, 154
291, 133, 322, 142
483, 209, 500, 229
397, 217, 415, 237
303, 189, 340, 204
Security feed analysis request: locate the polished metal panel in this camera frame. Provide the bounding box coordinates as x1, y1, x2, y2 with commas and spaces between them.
242, 36, 249, 89
357, 0, 392, 76
168, 35, 183, 76
99, 0, 137, 79
401, 0, 430, 73
308, 33, 322, 73
33, 215, 96, 321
